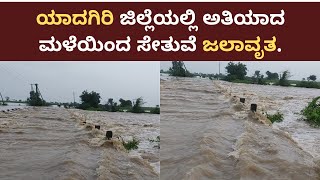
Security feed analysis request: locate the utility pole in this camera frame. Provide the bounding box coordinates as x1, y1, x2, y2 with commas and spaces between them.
34, 83, 39, 96
73, 91, 76, 106
0, 92, 4, 105
218, 61, 221, 80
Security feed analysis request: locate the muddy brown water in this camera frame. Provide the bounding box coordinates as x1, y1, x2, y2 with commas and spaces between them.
160, 77, 320, 180
0, 107, 159, 180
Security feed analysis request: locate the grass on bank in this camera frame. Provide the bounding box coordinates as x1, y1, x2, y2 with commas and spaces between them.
266, 112, 284, 123
301, 96, 320, 127
122, 137, 140, 151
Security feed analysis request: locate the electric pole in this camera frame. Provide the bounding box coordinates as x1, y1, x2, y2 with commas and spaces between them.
0, 92, 5, 105
218, 61, 221, 80
34, 83, 39, 96
73, 91, 76, 106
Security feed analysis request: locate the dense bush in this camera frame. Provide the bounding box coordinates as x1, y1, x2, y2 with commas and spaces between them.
151, 105, 160, 114
122, 137, 140, 151
301, 96, 320, 127
297, 81, 320, 89
266, 112, 284, 123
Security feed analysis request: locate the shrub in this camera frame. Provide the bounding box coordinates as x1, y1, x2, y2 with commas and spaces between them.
266, 111, 284, 123
151, 105, 160, 114
122, 137, 139, 151
301, 96, 320, 127
297, 81, 320, 89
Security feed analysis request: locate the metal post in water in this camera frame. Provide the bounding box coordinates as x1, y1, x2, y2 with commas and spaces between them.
251, 104, 257, 112
95, 125, 100, 130
106, 131, 113, 140
240, 98, 245, 103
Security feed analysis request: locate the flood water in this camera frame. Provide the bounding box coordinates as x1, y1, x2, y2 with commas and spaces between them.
0, 102, 26, 111
0, 107, 159, 180
160, 77, 320, 180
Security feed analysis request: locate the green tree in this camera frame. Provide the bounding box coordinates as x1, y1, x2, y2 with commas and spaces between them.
254, 70, 260, 78
119, 98, 132, 108
132, 97, 145, 113
252, 70, 266, 85
266, 71, 279, 80
27, 90, 46, 106
106, 98, 118, 112
79, 90, 101, 109
308, 75, 317, 81
279, 70, 291, 86
169, 61, 193, 77
225, 62, 247, 80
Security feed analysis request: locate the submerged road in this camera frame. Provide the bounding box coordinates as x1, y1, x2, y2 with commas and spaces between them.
160, 78, 319, 180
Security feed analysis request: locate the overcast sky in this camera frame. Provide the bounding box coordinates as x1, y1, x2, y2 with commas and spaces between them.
161, 61, 320, 80
0, 62, 159, 106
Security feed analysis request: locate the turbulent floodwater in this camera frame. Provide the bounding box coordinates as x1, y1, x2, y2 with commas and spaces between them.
160, 77, 320, 180
0, 103, 26, 111
0, 107, 159, 180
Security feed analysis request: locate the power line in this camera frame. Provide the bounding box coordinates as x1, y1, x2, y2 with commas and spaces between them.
0, 63, 66, 103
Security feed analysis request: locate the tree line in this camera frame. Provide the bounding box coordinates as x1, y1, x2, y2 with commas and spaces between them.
76, 90, 160, 114
223, 62, 319, 88
25, 89, 160, 114
162, 61, 319, 89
